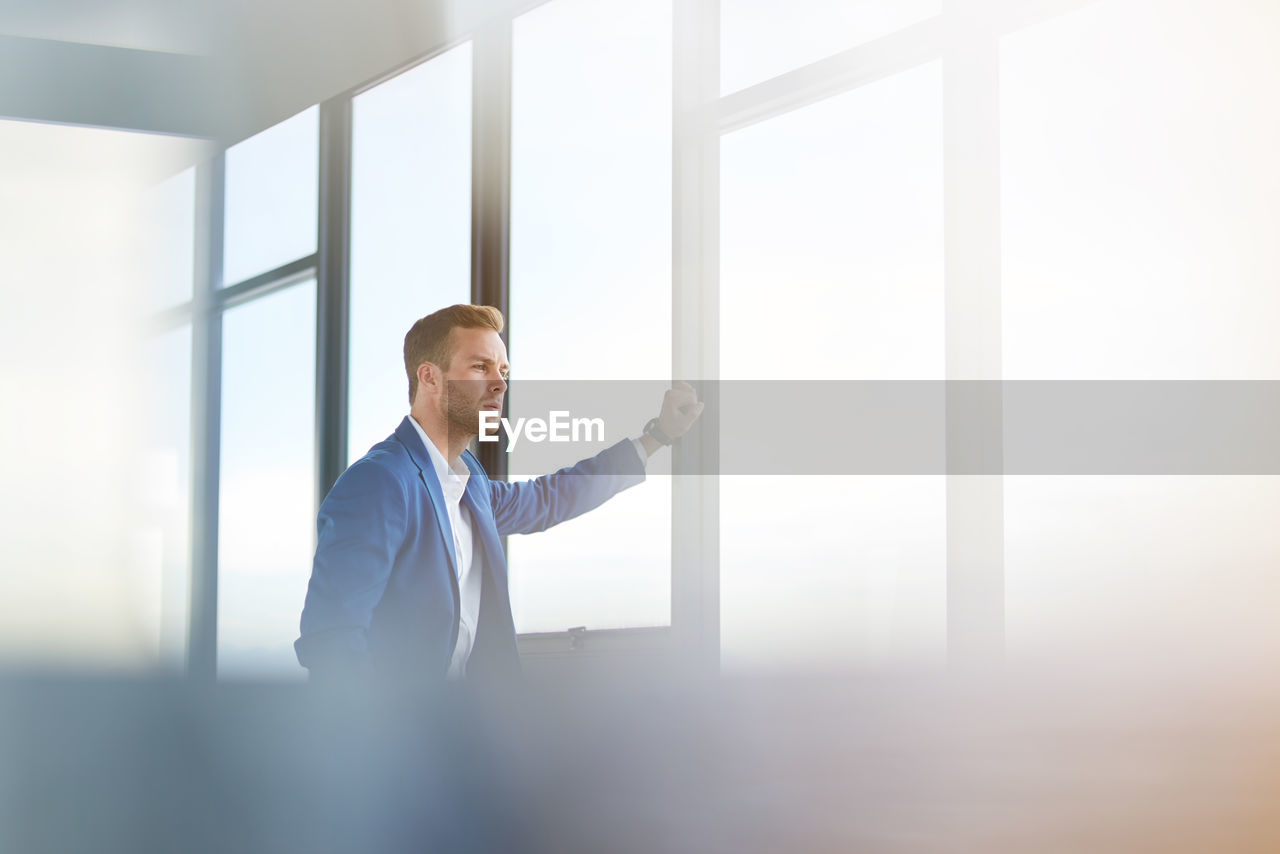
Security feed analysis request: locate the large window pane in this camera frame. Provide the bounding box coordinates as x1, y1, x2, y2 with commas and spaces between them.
218, 281, 316, 679
719, 63, 945, 671
721, 0, 939, 95
507, 0, 673, 634
347, 44, 472, 464
1001, 0, 1280, 382
1005, 476, 1280, 666
720, 476, 946, 671
222, 106, 319, 287
1001, 0, 1280, 665
721, 63, 944, 382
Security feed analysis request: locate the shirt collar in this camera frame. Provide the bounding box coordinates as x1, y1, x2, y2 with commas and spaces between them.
408, 414, 470, 502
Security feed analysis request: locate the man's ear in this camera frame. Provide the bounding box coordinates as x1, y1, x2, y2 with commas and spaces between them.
417, 362, 440, 396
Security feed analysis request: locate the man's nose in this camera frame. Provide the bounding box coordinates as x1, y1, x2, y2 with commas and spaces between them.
490, 372, 507, 393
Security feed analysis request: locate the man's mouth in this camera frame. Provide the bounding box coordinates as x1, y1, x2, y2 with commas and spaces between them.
481, 401, 503, 411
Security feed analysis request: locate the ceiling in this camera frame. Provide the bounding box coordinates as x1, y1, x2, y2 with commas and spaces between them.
0, 0, 527, 149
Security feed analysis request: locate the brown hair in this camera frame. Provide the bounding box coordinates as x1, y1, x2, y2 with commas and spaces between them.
403, 304, 505, 404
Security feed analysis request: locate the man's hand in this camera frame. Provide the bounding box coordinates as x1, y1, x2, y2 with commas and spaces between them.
658, 381, 704, 439
639, 381, 705, 456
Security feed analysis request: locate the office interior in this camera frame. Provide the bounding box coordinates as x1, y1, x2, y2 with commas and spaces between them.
2, 0, 1279, 851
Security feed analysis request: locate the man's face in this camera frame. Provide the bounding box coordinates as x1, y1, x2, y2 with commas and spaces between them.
439, 326, 509, 442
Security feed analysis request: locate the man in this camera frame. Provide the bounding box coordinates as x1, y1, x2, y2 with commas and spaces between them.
295, 305, 701, 683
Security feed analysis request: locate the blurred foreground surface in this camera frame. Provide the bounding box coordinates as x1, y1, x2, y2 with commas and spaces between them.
1, 665, 1276, 854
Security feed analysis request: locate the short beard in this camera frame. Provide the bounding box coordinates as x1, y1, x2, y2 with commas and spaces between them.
442, 380, 485, 447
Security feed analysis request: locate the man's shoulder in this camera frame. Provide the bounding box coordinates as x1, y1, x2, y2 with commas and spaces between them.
361, 431, 414, 467
328, 434, 418, 497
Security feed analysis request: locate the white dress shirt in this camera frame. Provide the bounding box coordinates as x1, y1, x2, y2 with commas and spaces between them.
409, 416, 483, 679
409, 415, 650, 679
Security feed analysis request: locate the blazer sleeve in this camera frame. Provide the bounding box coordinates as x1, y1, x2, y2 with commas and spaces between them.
488, 439, 647, 536
295, 458, 408, 674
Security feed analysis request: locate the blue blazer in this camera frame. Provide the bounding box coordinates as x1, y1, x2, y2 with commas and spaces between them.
295, 416, 646, 682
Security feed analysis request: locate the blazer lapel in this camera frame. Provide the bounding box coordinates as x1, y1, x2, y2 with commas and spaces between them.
461, 450, 508, 589
394, 417, 459, 581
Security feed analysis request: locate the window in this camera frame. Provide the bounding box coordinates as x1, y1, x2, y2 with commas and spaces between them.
222, 106, 319, 287
507, 0, 674, 633
347, 43, 473, 463
1000, 0, 1280, 664
143, 0, 1280, 682
718, 62, 946, 671
217, 281, 317, 679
